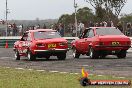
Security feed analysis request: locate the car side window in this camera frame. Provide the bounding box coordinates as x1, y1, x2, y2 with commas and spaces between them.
82, 29, 89, 38
87, 29, 94, 38
20, 33, 28, 41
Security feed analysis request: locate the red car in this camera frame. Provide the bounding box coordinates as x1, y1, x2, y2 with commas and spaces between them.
71, 27, 131, 59
13, 29, 68, 60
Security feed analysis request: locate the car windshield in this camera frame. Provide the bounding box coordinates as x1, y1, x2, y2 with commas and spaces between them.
96, 28, 123, 35
34, 31, 61, 39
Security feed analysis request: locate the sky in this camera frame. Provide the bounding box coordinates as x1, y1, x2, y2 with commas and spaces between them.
0, 0, 132, 20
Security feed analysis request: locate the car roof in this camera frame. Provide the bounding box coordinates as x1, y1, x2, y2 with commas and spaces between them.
27, 29, 56, 33
88, 27, 116, 29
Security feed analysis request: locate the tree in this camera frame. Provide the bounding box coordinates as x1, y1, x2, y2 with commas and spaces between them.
58, 7, 94, 30
120, 13, 132, 22
58, 14, 73, 25
85, 0, 127, 21
76, 7, 94, 24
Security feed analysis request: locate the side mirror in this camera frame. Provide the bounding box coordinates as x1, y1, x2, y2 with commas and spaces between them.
79, 35, 82, 39
20, 37, 24, 41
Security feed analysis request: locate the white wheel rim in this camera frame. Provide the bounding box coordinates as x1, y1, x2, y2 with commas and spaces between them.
90, 49, 93, 58
73, 49, 76, 58
15, 52, 17, 58
28, 52, 31, 60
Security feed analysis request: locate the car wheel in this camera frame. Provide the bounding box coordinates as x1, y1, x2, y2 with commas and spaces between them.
14, 50, 20, 60
45, 56, 50, 59
57, 53, 66, 60
89, 47, 99, 59
117, 50, 126, 58
100, 54, 106, 59
72, 47, 80, 58
27, 51, 36, 61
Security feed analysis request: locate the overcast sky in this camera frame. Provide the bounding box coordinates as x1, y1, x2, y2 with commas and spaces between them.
0, 0, 132, 20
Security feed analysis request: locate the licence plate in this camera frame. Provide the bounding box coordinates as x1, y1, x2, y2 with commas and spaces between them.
111, 42, 120, 46
48, 44, 56, 48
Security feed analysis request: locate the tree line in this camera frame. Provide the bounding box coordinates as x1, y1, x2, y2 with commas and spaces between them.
57, 0, 131, 33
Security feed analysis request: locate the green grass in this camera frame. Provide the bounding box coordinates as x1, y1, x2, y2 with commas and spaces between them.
0, 67, 131, 88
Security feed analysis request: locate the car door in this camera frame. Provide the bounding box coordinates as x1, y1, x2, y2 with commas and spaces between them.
24, 32, 32, 53
77, 29, 90, 53
80, 28, 95, 53
18, 33, 28, 54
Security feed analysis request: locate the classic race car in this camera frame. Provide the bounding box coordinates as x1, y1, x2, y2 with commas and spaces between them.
71, 27, 131, 59
13, 29, 68, 61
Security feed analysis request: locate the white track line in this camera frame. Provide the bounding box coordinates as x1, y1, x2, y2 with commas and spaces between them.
60, 72, 68, 74
15, 68, 24, 70
5, 67, 10, 68
28, 69, 33, 71
97, 75, 103, 77
3, 67, 126, 78
89, 74, 93, 76
81, 65, 89, 67
50, 71, 59, 73
36, 70, 45, 72
118, 77, 125, 79
74, 73, 79, 75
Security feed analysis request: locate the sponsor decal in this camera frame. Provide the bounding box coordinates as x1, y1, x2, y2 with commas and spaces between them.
79, 68, 131, 86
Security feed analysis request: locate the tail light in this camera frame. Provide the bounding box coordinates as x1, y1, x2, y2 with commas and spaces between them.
99, 42, 104, 45
36, 43, 45, 47
126, 41, 131, 45
59, 42, 67, 46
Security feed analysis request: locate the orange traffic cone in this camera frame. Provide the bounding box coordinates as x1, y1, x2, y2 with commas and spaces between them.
5, 41, 8, 48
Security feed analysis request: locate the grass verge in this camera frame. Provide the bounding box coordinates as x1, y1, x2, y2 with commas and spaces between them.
0, 67, 131, 88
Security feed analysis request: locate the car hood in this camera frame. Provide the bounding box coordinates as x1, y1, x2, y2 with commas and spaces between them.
35, 38, 67, 43
98, 35, 130, 41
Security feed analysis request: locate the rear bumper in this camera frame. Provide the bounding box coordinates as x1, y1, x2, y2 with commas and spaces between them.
95, 45, 131, 50
34, 48, 69, 52
34, 48, 69, 56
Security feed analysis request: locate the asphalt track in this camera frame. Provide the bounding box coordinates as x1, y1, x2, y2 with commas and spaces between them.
0, 48, 132, 77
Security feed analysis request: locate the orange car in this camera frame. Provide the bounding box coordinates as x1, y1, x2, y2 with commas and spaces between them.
13, 29, 68, 60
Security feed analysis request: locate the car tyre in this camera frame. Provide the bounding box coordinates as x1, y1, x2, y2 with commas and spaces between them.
72, 47, 80, 58
99, 54, 106, 59
117, 50, 126, 58
89, 47, 99, 59
57, 53, 66, 60
14, 50, 20, 60
45, 56, 50, 59
27, 51, 36, 61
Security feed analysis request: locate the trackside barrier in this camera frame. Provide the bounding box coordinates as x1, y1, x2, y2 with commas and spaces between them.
0, 36, 79, 48
0, 36, 21, 48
